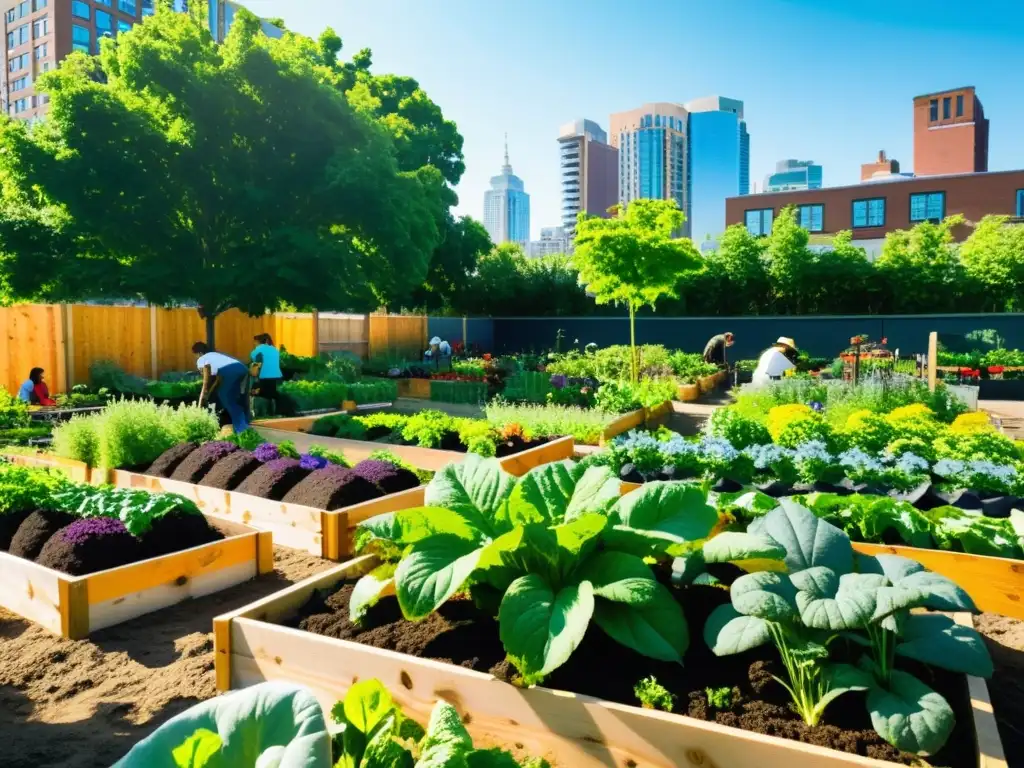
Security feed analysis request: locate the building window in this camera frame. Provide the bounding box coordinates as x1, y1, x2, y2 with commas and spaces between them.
956, 94, 964, 117
17, 1, 28, 18
11, 97, 29, 115
9, 52, 29, 71
1015, 190, 1023, 217
797, 204, 824, 233
10, 75, 29, 91
852, 198, 886, 228
117, 19, 132, 32
745, 208, 773, 237
910, 192, 945, 223
96, 0, 111, 4
71, 1, 90, 19
942, 97, 951, 120
96, 10, 112, 32
118, 0, 137, 14
72, 24, 90, 52
34, 42, 46, 59
33, 0, 47, 9
32, 16, 48, 37
142, 0, 154, 14
9, 24, 29, 48
5, 10, 14, 22
929, 99, 938, 121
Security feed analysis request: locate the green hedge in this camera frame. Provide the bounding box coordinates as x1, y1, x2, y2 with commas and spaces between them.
430, 381, 487, 404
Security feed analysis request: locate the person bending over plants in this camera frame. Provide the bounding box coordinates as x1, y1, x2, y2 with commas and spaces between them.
192, 342, 249, 433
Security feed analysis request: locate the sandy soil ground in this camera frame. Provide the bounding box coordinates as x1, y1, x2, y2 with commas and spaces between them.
0, 546, 333, 768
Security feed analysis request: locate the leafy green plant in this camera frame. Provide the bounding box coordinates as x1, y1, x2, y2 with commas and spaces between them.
485, 399, 614, 446
224, 428, 264, 451
706, 501, 992, 754
634, 676, 676, 712
306, 444, 350, 468
0, 464, 71, 516
53, 485, 203, 537
166, 403, 220, 444
704, 686, 732, 710
706, 408, 770, 449
400, 410, 455, 448
52, 414, 101, 467
280, 380, 350, 411
354, 413, 410, 434
503, 371, 552, 404
0, 387, 30, 429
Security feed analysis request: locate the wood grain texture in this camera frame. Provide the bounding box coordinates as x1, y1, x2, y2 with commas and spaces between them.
3, 451, 92, 484
954, 614, 1007, 768
0, 304, 66, 394
0, 552, 65, 635
59, 579, 90, 640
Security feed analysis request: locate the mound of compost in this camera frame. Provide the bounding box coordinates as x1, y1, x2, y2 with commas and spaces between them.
494, 434, 549, 458
282, 465, 382, 510
9, 509, 77, 561
199, 451, 261, 491
350, 459, 420, 495
0, 508, 32, 551
147, 442, 199, 478
235, 458, 310, 501
140, 511, 224, 558
170, 441, 239, 483
37, 518, 142, 576
291, 579, 974, 768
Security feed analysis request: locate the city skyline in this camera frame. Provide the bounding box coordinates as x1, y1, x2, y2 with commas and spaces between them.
482, 137, 530, 245
149, 1, 1024, 239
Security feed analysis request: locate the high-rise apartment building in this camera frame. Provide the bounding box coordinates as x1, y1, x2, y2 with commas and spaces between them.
610, 103, 689, 234
685, 95, 749, 242
913, 86, 989, 176
765, 159, 822, 192
526, 226, 568, 258
558, 118, 618, 240
2, 0, 280, 122
483, 137, 530, 245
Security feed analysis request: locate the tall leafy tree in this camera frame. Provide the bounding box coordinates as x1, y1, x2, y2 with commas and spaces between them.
960, 216, 1024, 311
764, 206, 814, 314
0, 9, 445, 345
707, 223, 769, 314
573, 200, 702, 381
875, 217, 966, 313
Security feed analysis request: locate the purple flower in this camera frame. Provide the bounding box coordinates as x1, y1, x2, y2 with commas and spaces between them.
809, 401, 824, 412
200, 441, 238, 460
299, 454, 328, 471
62, 518, 129, 545
550, 374, 567, 390
253, 443, 281, 463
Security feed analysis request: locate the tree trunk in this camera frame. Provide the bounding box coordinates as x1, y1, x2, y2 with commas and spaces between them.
205, 313, 216, 350
629, 302, 638, 384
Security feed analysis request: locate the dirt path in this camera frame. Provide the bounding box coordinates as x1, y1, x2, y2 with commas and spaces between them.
0, 547, 333, 768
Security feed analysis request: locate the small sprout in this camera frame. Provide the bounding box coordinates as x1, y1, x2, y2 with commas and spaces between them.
633, 676, 676, 712
705, 686, 732, 710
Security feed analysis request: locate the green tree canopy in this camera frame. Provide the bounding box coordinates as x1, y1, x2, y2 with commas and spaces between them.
875, 216, 966, 313
960, 215, 1024, 312
0, 9, 447, 344
574, 200, 702, 380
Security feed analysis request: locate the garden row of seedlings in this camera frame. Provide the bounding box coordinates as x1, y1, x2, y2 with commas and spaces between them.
2, 410, 1008, 767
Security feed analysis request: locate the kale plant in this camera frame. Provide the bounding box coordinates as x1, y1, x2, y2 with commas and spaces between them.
634, 676, 676, 712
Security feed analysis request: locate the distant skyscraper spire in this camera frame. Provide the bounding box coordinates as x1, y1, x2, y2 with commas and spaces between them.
503, 133, 511, 172
483, 133, 530, 245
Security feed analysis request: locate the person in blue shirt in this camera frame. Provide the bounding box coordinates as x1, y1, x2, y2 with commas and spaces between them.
250, 334, 283, 412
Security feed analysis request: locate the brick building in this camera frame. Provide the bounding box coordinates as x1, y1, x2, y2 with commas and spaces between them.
913, 86, 989, 177
861, 150, 902, 182
725, 169, 1024, 259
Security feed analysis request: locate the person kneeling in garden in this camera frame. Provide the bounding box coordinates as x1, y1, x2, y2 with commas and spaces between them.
192, 342, 249, 433
752, 336, 799, 387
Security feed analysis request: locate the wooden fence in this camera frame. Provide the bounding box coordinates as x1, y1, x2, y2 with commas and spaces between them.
2, 304, 428, 394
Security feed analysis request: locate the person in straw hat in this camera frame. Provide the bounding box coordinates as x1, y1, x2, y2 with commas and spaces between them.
752, 336, 799, 387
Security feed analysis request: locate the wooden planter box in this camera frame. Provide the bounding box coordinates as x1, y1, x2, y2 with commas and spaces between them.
106, 470, 425, 561
2, 451, 94, 484
645, 400, 673, 425
697, 374, 718, 394
214, 557, 1003, 768
3, 516, 271, 639
677, 383, 700, 401
253, 420, 576, 476
396, 378, 431, 399
599, 408, 648, 446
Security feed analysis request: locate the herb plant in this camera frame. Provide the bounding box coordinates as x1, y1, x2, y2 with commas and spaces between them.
634, 676, 676, 712
704, 686, 732, 710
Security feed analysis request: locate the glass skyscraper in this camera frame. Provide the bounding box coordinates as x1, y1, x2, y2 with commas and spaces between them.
610, 103, 689, 235
483, 137, 530, 245
685, 96, 749, 244
765, 159, 823, 192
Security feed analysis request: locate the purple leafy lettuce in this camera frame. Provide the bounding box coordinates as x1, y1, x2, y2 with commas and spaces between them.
299, 454, 329, 471
253, 443, 281, 463
199, 441, 238, 461
61, 517, 130, 545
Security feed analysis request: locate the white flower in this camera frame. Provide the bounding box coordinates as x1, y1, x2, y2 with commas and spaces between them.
933, 458, 965, 478
794, 440, 832, 464
895, 453, 929, 475
744, 444, 794, 470
839, 448, 883, 473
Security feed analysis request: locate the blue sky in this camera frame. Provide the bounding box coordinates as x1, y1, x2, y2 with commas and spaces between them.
247, 0, 1024, 240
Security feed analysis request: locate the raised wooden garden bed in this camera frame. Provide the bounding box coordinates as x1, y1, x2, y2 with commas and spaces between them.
214, 556, 1004, 768
677, 383, 700, 401
2, 516, 270, 639
253, 418, 576, 476
105, 469, 424, 560
2, 451, 94, 484
396, 378, 431, 399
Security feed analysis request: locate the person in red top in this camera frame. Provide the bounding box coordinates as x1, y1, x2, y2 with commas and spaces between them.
29, 368, 57, 406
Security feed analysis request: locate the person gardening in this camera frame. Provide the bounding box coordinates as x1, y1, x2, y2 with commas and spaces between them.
423, 336, 452, 367
250, 333, 283, 413
702, 332, 734, 368
18, 367, 56, 405
752, 336, 799, 387
192, 342, 249, 433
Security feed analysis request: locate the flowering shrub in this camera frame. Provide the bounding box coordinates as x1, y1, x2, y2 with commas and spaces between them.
884, 403, 941, 441
253, 443, 281, 463
698, 436, 752, 482
766, 404, 814, 442
744, 444, 798, 486
935, 430, 1020, 465
792, 440, 839, 484
949, 412, 995, 435
706, 408, 770, 449
843, 410, 894, 452
933, 458, 1019, 496
885, 436, 935, 463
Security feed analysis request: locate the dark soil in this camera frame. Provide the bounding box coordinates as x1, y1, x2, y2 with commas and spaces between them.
140, 512, 224, 559
198, 452, 261, 492
281, 467, 382, 511
170, 443, 238, 484
235, 459, 310, 502
494, 435, 549, 458
291, 580, 975, 767
147, 443, 199, 478
349, 460, 420, 496
8, 510, 77, 561
0, 508, 32, 551
37, 524, 142, 576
